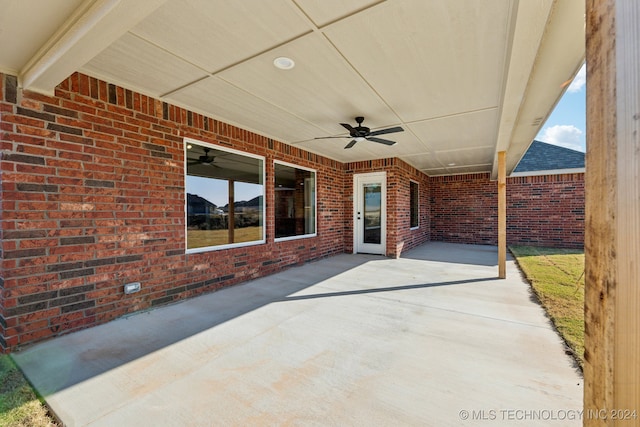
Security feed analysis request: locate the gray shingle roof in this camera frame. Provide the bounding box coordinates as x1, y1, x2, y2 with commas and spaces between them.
513, 140, 585, 172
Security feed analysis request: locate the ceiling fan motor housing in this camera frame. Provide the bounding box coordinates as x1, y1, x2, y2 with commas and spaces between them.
352, 117, 369, 137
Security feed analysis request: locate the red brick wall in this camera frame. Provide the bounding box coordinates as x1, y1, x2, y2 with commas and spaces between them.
430, 173, 584, 248
507, 174, 584, 248
345, 158, 430, 258
0, 72, 346, 351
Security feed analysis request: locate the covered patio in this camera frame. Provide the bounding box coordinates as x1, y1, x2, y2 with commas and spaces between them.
13, 243, 582, 426
2, 0, 639, 420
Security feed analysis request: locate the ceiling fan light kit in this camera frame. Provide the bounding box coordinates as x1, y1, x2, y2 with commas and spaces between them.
315, 116, 404, 149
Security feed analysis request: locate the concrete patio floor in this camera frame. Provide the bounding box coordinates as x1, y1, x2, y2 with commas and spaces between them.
13, 242, 583, 426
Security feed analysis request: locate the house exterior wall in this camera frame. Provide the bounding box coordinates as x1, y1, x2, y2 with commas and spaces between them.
430, 172, 585, 248
0, 72, 348, 351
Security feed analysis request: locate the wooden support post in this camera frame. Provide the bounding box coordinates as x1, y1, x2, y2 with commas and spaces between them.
498, 151, 506, 279
584, 0, 640, 423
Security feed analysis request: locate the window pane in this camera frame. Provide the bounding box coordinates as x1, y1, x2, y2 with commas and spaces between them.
363, 183, 382, 244
410, 181, 419, 228
275, 163, 316, 238
186, 143, 264, 250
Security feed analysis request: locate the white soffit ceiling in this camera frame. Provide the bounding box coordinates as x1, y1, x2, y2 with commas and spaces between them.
0, 0, 85, 75
1, 0, 585, 176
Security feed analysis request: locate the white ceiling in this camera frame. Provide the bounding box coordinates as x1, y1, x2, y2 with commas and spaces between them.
0, 0, 585, 177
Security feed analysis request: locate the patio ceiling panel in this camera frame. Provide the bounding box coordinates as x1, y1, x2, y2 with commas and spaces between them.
434, 147, 495, 171
81, 33, 209, 97
217, 32, 399, 140
428, 164, 494, 176
407, 109, 499, 152
293, 0, 382, 27
321, 0, 511, 123
398, 153, 442, 171
167, 76, 325, 144
129, 0, 311, 74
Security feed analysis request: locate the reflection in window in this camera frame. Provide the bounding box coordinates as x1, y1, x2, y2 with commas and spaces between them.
186, 141, 264, 251
410, 181, 419, 228
274, 162, 316, 239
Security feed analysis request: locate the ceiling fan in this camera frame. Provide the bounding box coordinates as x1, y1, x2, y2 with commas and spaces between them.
315, 117, 404, 149
187, 147, 218, 166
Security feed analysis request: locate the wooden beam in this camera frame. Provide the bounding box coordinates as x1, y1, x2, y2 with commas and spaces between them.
498, 151, 506, 279
584, 0, 640, 423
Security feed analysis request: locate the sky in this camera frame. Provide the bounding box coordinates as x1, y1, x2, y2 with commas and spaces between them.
187, 175, 262, 207
535, 63, 586, 153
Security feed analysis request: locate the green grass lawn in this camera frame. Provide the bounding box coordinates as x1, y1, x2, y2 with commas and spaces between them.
0, 355, 57, 427
510, 246, 585, 366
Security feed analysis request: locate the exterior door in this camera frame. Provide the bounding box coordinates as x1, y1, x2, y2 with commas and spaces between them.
354, 172, 386, 255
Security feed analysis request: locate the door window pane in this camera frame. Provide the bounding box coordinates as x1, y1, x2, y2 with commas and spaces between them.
363, 184, 382, 244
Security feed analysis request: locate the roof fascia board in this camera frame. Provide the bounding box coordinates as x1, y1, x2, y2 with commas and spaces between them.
509, 167, 585, 177
20, 0, 168, 95
492, 0, 586, 179
492, 0, 554, 179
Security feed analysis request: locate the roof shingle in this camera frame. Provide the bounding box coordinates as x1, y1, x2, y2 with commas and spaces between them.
514, 140, 585, 172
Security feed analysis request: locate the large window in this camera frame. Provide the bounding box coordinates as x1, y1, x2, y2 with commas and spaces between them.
410, 181, 419, 229
185, 140, 264, 252
274, 162, 316, 240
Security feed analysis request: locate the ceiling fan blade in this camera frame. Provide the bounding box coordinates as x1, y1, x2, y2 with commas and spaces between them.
367, 136, 397, 146
368, 126, 404, 137
340, 123, 356, 132
314, 136, 349, 139
344, 139, 358, 149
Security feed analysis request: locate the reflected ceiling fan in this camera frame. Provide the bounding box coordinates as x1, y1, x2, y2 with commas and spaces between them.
187, 147, 218, 166
315, 117, 404, 149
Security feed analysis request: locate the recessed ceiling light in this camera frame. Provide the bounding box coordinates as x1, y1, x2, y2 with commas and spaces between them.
448, 163, 456, 166
273, 57, 295, 70
187, 144, 193, 149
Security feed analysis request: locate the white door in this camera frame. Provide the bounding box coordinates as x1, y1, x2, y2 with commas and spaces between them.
354, 172, 386, 255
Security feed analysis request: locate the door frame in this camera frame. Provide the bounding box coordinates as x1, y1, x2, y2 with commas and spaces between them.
353, 172, 387, 255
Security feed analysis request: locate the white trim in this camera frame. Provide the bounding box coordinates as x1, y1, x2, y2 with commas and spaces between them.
509, 167, 585, 177
274, 160, 318, 242
184, 137, 266, 162
184, 138, 266, 254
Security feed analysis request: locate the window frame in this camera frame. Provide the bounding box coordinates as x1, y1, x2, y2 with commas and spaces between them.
273, 160, 318, 242
410, 180, 419, 230
184, 137, 266, 254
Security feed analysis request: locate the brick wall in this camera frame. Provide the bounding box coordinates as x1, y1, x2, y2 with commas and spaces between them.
0, 72, 347, 351
507, 174, 584, 248
345, 158, 431, 258
430, 173, 584, 248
